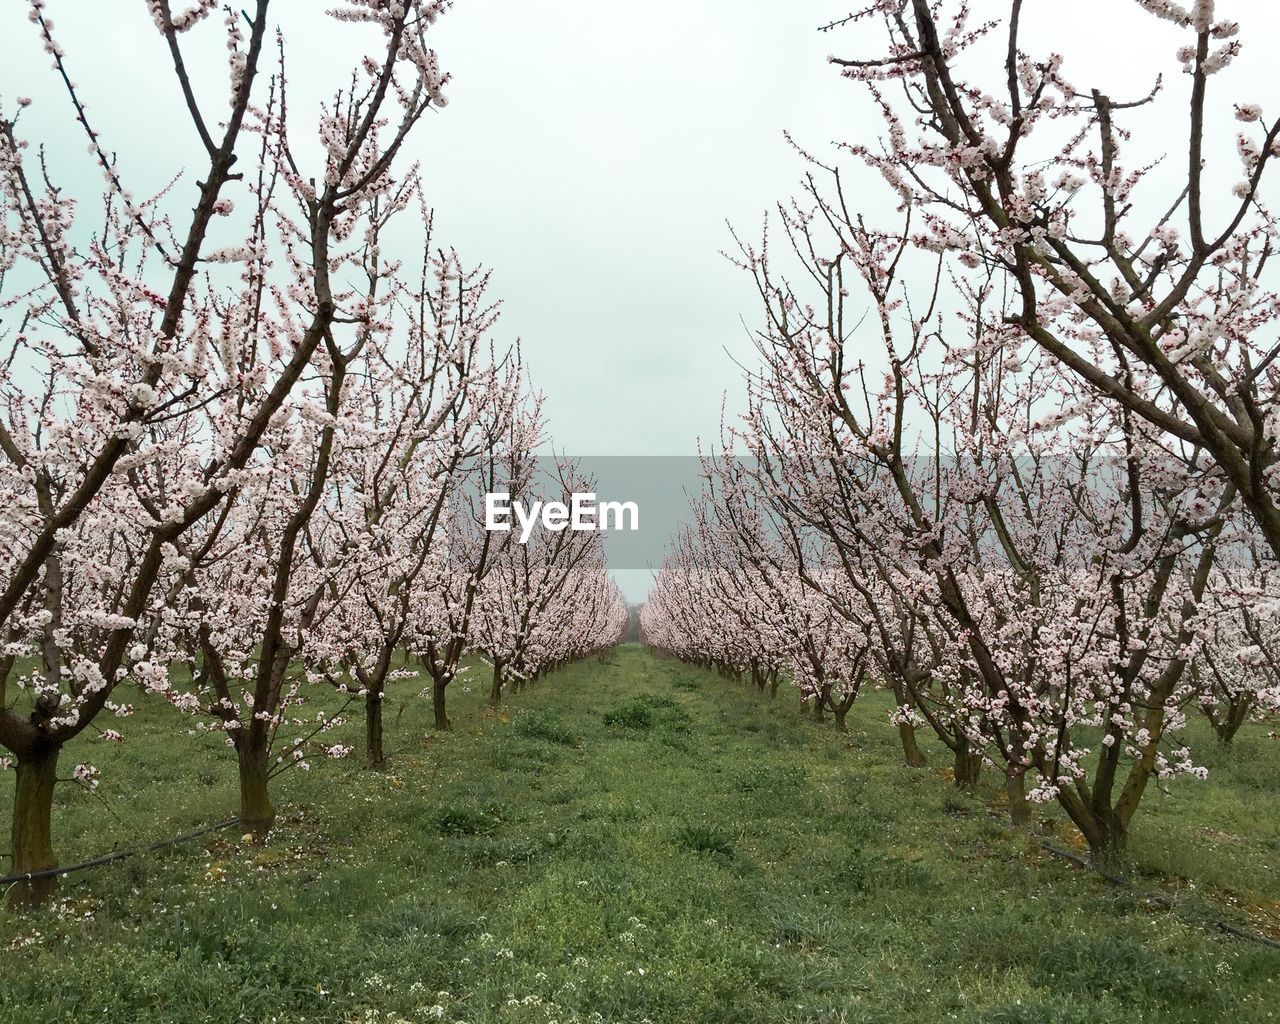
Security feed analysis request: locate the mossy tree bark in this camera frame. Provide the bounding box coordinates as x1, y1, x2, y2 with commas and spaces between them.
237, 741, 275, 843
9, 743, 60, 908
1006, 772, 1031, 829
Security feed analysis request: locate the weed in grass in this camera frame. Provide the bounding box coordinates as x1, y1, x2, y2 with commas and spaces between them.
602, 692, 692, 733
432, 802, 504, 836
510, 708, 579, 746
734, 761, 807, 793
674, 821, 736, 857
463, 831, 560, 866
363, 898, 477, 941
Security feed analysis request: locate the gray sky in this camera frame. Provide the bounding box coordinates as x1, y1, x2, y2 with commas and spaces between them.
3, 0, 1275, 599
1, 1, 853, 457
416, 0, 856, 455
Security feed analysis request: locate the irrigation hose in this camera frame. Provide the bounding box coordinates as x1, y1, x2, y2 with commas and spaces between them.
0, 817, 240, 888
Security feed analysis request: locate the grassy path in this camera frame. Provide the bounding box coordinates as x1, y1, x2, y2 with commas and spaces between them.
1, 645, 1277, 1023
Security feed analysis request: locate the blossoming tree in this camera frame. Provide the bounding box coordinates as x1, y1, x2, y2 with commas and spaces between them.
0, 0, 451, 902
825, 0, 1280, 558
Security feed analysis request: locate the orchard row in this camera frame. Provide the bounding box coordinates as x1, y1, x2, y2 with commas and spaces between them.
644, 0, 1280, 862
0, 1, 624, 906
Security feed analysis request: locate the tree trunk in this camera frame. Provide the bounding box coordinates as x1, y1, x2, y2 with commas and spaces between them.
1006, 772, 1031, 829
897, 720, 927, 768
768, 674, 779, 699
489, 661, 503, 707
1059, 790, 1128, 865
1084, 812, 1127, 865
237, 742, 275, 843
953, 744, 982, 791
366, 689, 385, 770
833, 707, 849, 732
1208, 697, 1252, 745
432, 678, 451, 731
811, 697, 824, 723
891, 679, 927, 767
9, 743, 59, 908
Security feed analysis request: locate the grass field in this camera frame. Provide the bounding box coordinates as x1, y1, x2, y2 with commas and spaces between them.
1, 645, 1278, 1023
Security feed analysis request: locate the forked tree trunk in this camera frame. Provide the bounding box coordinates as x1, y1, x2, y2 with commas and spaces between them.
1206, 697, 1253, 746
831, 688, 859, 734
1079, 809, 1128, 864
1063, 709, 1174, 863
9, 744, 60, 907
1057, 786, 1130, 864
237, 741, 275, 843
432, 678, 451, 731
366, 689, 385, 769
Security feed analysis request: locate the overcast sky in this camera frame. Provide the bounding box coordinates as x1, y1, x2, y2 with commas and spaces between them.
390, 0, 858, 456
4, 0, 1274, 598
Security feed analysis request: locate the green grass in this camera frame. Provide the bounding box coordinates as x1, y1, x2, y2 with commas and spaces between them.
1, 645, 1277, 1023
